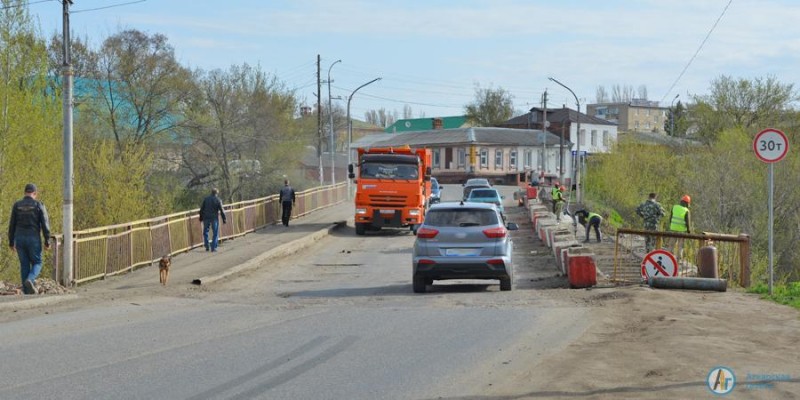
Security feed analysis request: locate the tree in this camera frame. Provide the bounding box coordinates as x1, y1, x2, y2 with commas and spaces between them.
403, 104, 413, 119
87, 29, 195, 149
595, 86, 608, 103
464, 84, 514, 127
0, 0, 62, 280
691, 75, 797, 142
611, 84, 636, 102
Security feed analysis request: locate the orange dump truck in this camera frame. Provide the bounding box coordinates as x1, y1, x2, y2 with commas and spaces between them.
348, 146, 432, 235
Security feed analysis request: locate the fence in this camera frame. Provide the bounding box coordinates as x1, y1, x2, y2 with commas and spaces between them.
611, 228, 751, 288
50, 183, 348, 285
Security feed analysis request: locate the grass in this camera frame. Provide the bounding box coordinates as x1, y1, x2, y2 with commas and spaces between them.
748, 282, 800, 309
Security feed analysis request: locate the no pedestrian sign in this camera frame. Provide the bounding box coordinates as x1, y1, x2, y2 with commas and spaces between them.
641, 249, 678, 280
753, 128, 789, 163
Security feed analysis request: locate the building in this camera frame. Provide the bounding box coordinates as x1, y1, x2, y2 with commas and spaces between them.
500, 105, 618, 161
384, 116, 468, 133
586, 99, 667, 134
352, 127, 573, 185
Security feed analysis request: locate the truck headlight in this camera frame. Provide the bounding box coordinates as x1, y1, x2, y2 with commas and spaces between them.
356, 208, 367, 214
409, 209, 420, 216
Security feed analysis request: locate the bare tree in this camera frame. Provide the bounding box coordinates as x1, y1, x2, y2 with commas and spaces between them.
596, 86, 608, 103
403, 104, 413, 119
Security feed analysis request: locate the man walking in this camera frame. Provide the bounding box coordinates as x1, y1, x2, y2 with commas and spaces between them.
199, 188, 226, 252
636, 192, 666, 252
280, 180, 296, 227
8, 183, 51, 295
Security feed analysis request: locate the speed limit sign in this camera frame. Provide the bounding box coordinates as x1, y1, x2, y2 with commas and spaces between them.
754, 128, 788, 163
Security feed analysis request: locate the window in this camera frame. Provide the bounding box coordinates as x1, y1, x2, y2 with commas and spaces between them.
432, 149, 441, 168
646, 122, 651, 130
525, 150, 532, 168
495, 149, 503, 168
603, 130, 609, 146
591, 130, 597, 146
458, 148, 466, 166
580, 129, 586, 146
646, 109, 650, 116
635, 121, 640, 129
510, 150, 517, 169
480, 149, 488, 167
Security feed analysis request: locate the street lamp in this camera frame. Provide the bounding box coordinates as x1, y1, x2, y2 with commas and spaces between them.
670, 94, 679, 136
347, 77, 381, 199
327, 59, 341, 186
548, 77, 582, 204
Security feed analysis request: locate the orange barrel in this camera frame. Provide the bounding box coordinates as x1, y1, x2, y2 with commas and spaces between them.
697, 244, 719, 279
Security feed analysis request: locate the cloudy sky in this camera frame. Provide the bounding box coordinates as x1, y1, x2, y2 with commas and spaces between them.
31, 0, 800, 120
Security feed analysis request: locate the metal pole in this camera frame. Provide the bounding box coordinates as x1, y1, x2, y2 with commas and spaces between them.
768, 162, 774, 296
62, 0, 74, 287
549, 77, 581, 204
346, 77, 381, 199
670, 94, 679, 136
327, 59, 341, 186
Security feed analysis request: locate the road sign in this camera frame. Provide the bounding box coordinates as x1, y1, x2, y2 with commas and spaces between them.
753, 128, 788, 163
640, 249, 678, 280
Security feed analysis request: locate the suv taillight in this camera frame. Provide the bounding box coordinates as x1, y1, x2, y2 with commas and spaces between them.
416, 227, 439, 239
482, 227, 507, 238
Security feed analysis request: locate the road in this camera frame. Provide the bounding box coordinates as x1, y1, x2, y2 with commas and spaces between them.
0, 185, 591, 400
2, 184, 799, 399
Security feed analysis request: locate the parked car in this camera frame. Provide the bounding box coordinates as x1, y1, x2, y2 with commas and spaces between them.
429, 177, 442, 204
465, 187, 505, 215
412, 201, 518, 293
462, 178, 491, 200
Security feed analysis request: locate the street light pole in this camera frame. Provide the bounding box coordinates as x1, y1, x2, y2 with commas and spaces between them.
670, 94, 679, 136
347, 77, 381, 199
327, 59, 341, 186
548, 77, 582, 204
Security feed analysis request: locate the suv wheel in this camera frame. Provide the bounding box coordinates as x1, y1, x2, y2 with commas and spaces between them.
500, 277, 512, 291
355, 223, 366, 235
413, 275, 427, 293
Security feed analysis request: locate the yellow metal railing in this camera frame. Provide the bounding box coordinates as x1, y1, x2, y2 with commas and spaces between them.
613, 228, 751, 288
50, 183, 347, 285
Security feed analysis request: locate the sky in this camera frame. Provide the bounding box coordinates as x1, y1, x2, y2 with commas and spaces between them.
29, 0, 800, 121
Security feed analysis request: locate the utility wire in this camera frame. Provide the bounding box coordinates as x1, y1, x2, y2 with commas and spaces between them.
1, 0, 55, 10
661, 0, 733, 103
72, 0, 146, 13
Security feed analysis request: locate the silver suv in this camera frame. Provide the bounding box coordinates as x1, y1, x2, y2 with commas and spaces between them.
412, 201, 518, 293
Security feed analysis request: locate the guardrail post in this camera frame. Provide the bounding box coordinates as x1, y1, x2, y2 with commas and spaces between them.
739, 233, 751, 288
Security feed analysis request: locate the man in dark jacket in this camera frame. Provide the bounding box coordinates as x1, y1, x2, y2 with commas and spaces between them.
8, 183, 51, 295
279, 180, 296, 227
199, 188, 226, 252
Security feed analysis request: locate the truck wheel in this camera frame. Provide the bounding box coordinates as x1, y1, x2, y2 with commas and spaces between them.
413, 275, 427, 293
355, 223, 366, 235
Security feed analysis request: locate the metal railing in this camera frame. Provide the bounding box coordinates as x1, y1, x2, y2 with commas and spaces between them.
51, 183, 348, 285
612, 228, 751, 288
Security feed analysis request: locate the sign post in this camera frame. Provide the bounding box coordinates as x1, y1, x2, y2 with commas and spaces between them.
641, 249, 679, 281
753, 128, 789, 296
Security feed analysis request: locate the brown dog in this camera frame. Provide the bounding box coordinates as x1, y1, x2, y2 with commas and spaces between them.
159, 255, 171, 286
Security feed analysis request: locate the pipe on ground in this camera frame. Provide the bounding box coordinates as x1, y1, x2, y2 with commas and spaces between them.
649, 276, 727, 292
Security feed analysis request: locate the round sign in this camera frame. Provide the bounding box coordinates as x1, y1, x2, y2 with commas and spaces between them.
753, 128, 789, 163
640, 249, 678, 280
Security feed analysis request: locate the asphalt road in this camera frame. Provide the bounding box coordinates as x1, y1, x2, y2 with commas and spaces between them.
0, 184, 590, 400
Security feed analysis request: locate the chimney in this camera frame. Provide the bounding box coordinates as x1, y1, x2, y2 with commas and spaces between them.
432, 117, 443, 130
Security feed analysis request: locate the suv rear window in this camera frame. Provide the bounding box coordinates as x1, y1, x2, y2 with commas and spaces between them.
424, 208, 499, 227
469, 189, 497, 198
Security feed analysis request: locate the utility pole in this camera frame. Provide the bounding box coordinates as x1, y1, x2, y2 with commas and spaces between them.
316, 55, 323, 185
327, 59, 341, 185
541, 90, 548, 177
548, 77, 582, 204
560, 115, 566, 184
62, 0, 74, 287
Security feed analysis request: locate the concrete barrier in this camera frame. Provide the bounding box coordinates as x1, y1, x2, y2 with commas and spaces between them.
548, 229, 572, 249
555, 242, 581, 273
565, 246, 597, 288
537, 219, 558, 242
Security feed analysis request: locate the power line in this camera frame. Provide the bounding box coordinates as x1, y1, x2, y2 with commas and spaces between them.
661, 0, 733, 103
1, 0, 55, 10
72, 0, 147, 13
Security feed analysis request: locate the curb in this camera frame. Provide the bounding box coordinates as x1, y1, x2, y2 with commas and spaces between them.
0, 294, 80, 312
192, 220, 347, 285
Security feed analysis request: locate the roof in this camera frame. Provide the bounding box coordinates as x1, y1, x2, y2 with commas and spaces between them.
354, 127, 569, 148
504, 107, 616, 126
384, 116, 467, 133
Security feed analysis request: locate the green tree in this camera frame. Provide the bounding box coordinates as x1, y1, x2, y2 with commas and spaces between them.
0, 0, 62, 281
464, 84, 514, 127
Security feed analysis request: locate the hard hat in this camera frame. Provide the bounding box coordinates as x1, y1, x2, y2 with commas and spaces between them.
559, 186, 566, 191
554, 181, 560, 186
681, 194, 691, 204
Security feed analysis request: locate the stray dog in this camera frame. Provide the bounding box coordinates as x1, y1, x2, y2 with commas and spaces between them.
159, 255, 172, 286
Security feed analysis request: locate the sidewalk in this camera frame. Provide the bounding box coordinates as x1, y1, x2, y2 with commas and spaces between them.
0, 201, 355, 310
